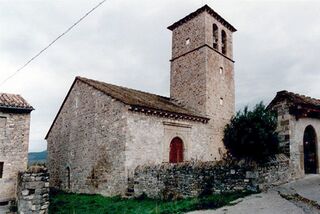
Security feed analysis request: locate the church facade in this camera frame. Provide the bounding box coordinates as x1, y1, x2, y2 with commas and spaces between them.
45, 5, 237, 196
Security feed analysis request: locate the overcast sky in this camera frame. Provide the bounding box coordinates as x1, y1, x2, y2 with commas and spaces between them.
1, 0, 320, 152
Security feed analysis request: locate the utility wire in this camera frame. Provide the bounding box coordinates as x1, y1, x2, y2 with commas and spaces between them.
0, 0, 107, 87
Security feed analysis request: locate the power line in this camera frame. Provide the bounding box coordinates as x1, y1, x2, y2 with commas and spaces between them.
0, 0, 107, 87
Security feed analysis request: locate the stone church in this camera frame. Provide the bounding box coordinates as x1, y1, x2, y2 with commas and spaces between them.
46, 5, 237, 196
46, 4, 320, 197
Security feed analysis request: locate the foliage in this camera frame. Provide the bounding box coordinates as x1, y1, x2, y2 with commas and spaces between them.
49, 190, 254, 214
223, 102, 279, 161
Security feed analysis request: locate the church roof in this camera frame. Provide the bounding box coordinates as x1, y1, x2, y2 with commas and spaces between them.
77, 77, 209, 122
168, 4, 237, 32
268, 90, 320, 119
0, 93, 33, 113
45, 77, 209, 139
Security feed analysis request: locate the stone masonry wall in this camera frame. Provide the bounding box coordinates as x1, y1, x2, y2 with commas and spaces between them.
290, 117, 320, 178
134, 155, 291, 200
272, 100, 320, 178
0, 112, 30, 202
17, 167, 49, 214
47, 80, 128, 196
125, 112, 210, 177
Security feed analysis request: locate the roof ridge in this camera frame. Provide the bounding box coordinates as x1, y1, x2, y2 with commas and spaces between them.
168, 4, 236, 32
279, 90, 320, 102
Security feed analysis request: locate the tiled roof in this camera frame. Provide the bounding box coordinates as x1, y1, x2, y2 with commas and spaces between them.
0, 93, 33, 112
168, 4, 237, 32
77, 76, 208, 121
268, 90, 320, 109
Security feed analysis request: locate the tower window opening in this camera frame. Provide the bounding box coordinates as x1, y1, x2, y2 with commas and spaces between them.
219, 67, 224, 75
213, 24, 218, 49
0, 162, 3, 178
221, 30, 227, 55
186, 38, 190, 45
220, 98, 224, 105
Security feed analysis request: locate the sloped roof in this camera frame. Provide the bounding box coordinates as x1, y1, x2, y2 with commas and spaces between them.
168, 4, 237, 32
0, 93, 33, 112
268, 90, 320, 110
77, 76, 208, 120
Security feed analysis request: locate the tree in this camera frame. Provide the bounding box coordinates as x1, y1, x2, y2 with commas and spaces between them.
223, 102, 279, 161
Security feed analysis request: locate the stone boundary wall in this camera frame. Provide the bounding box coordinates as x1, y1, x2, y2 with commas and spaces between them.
17, 166, 49, 214
134, 154, 291, 199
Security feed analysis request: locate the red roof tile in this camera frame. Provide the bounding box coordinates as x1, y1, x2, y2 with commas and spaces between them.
0, 93, 33, 111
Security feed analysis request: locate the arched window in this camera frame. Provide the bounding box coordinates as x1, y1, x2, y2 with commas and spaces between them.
66, 166, 71, 189
169, 137, 184, 163
212, 24, 218, 49
303, 125, 318, 174
221, 30, 227, 55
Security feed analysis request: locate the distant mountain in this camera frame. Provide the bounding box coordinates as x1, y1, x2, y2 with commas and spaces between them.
28, 150, 47, 165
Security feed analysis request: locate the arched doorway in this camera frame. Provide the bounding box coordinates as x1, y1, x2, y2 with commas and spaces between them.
303, 125, 318, 174
169, 137, 184, 163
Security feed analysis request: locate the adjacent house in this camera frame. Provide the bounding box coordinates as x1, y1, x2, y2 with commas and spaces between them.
45, 5, 237, 196
0, 93, 33, 203
268, 90, 320, 177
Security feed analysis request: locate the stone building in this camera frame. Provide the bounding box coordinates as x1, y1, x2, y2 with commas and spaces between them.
45, 5, 237, 196
0, 93, 33, 203
268, 90, 320, 178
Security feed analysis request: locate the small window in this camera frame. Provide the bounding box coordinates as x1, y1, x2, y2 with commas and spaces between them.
0, 117, 6, 139
219, 67, 224, 75
221, 30, 227, 55
186, 38, 190, 45
28, 189, 35, 195
220, 98, 224, 105
0, 162, 3, 178
213, 24, 218, 49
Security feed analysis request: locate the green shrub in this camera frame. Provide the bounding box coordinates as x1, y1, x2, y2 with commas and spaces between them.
223, 102, 279, 161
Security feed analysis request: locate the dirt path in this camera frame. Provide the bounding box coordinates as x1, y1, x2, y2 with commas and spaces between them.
188, 175, 320, 214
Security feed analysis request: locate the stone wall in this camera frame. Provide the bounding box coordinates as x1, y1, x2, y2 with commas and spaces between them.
271, 100, 320, 178
47, 80, 128, 196
134, 155, 291, 199
290, 117, 320, 177
17, 167, 49, 214
0, 112, 30, 202
125, 112, 210, 177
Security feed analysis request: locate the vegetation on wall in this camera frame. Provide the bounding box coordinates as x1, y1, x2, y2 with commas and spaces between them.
223, 102, 279, 161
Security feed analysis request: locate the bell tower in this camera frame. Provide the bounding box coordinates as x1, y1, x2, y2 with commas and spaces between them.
168, 5, 236, 159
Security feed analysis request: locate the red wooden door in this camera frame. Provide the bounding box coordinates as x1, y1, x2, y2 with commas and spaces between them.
170, 137, 184, 163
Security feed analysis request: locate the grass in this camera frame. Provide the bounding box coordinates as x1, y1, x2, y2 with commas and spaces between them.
49, 190, 254, 214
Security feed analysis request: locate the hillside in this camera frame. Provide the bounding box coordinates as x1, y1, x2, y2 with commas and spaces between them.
28, 150, 47, 165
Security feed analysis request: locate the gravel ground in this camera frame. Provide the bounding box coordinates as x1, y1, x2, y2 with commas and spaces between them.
188, 174, 320, 214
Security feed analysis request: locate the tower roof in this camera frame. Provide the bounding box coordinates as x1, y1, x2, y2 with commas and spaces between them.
168, 4, 237, 32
